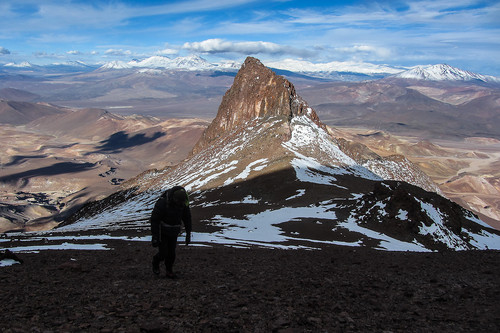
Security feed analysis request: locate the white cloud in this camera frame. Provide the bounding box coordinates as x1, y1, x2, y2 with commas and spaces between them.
67, 50, 81, 55
286, 1, 500, 28
140, 0, 259, 15
183, 38, 311, 57
0, 0, 261, 34
0, 46, 10, 55
336, 45, 392, 59
30, 33, 90, 44
104, 49, 132, 56
33, 51, 64, 59
157, 48, 178, 56
207, 20, 294, 35
184, 39, 275, 53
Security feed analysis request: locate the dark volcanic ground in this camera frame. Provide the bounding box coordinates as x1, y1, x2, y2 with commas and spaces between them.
1, 241, 499, 333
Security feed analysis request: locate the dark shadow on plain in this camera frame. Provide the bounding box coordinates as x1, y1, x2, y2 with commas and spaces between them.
3, 155, 48, 167
0, 162, 97, 186
92, 131, 166, 154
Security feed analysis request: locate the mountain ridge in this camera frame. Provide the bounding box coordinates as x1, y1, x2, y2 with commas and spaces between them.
0, 100, 68, 125
62, 57, 500, 251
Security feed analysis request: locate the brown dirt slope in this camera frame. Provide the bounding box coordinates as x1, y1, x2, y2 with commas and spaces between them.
1, 241, 498, 332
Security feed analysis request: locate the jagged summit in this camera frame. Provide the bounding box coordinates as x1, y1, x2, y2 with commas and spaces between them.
192, 57, 324, 154
99, 60, 132, 70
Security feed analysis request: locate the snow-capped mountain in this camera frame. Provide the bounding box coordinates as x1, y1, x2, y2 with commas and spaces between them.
217, 60, 241, 70
98, 55, 402, 77
6, 56, 499, 85
170, 54, 214, 70
4, 61, 33, 68
62, 57, 500, 251
3, 60, 97, 73
99, 55, 217, 71
99, 60, 133, 70
392, 64, 500, 83
50, 61, 93, 68
265, 58, 404, 76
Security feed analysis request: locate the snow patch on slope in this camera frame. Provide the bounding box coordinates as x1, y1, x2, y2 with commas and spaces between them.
224, 158, 269, 186
417, 199, 469, 250
283, 115, 381, 183
362, 158, 441, 194
3, 243, 110, 253
339, 216, 431, 252
464, 229, 500, 250
0, 259, 21, 267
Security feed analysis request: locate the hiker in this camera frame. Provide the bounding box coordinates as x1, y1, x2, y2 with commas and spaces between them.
150, 186, 192, 278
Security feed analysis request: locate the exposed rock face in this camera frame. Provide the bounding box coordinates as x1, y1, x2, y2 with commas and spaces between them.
192, 57, 324, 154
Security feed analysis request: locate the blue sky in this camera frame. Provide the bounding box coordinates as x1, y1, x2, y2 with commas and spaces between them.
1, 0, 499, 75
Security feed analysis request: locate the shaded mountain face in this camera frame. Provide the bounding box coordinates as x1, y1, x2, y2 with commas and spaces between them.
63, 57, 500, 251
0, 88, 40, 102
0, 100, 67, 125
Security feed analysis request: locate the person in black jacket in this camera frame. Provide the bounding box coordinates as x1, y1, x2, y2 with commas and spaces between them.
150, 186, 192, 278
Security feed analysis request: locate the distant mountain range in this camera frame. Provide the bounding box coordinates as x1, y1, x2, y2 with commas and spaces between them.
392, 64, 500, 83
3, 55, 499, 83
98, 55, 238, 71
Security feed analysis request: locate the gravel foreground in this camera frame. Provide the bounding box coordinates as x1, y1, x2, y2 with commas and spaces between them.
1, 241, 499, 333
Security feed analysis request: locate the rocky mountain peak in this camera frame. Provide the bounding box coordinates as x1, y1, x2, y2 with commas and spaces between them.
192, 57, 324, 154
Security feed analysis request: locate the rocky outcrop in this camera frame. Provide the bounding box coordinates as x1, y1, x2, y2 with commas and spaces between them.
192, 57, 324, 154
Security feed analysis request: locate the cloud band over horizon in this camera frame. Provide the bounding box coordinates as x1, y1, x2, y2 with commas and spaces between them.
182, 39, 313, 57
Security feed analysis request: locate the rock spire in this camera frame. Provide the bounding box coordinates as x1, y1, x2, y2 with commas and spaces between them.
192, 57, 323, 154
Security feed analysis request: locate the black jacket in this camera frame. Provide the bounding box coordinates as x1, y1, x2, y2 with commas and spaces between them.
150, 186, 192, 241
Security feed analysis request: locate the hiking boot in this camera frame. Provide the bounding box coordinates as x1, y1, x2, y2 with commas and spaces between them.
152, 258, 160, 275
